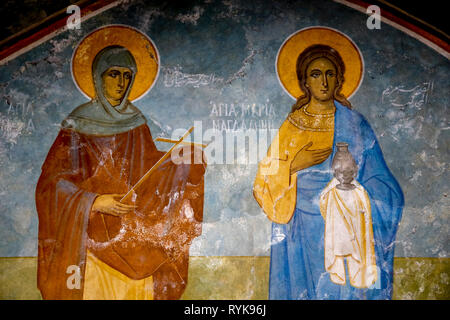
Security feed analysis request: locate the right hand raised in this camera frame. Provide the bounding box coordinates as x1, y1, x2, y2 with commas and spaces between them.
290, 142, 332, 175
91, 194, 136, 217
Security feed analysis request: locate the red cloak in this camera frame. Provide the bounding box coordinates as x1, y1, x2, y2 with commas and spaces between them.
36, 124, 205, 299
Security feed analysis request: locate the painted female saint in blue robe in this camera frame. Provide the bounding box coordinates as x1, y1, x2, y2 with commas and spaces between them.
254, 43, 404, 300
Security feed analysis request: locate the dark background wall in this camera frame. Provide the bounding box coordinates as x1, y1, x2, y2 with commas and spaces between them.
1, 1, 448, 43
1, 0, 77, 40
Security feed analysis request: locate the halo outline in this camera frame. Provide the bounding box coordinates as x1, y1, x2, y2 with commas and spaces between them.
275, 26, 365, 101
70, 24, 161, 102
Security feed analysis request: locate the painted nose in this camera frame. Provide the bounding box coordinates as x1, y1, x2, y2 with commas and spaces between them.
321, 74, 328, 89
118, 75, 125, 88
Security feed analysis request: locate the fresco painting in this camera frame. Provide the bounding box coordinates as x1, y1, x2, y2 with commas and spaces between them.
0, 0, 448, 300
35, 26, 207, 299
254, 33, 403, 299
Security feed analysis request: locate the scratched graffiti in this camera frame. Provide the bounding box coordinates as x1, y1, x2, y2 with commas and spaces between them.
162, 49, 257, 88
175, 6, 204, 25
382, 82, 433, 110
0, 98, 35, 153
162, 65, 224, 88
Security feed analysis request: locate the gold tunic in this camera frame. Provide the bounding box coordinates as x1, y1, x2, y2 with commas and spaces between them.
83, 250, 154, 300
253, 106, 335, 224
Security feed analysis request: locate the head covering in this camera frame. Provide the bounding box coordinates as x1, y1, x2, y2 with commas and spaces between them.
62, 46, 147, 135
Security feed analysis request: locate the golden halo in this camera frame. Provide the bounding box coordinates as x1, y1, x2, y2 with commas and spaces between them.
276, 26, 364, 100
71, 25, 160, 101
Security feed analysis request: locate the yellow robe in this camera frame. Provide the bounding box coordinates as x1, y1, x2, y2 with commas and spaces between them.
83, 250, 154, 300
253, 106, 335, 224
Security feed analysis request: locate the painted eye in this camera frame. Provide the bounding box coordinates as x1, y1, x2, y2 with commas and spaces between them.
124, 73, 131, 79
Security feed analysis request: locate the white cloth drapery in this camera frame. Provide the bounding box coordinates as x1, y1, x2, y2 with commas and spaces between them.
320, 178, 377, 288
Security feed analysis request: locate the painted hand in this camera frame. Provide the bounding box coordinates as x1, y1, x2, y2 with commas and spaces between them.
290, 142, 332, 174
91, 194, 136, 217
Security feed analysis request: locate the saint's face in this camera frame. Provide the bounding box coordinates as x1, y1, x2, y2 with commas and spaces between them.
101, 66, 133, 106
305, 57, 337, 102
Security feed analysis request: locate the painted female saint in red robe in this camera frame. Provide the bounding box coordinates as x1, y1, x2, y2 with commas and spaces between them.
35, 45, 206, 300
